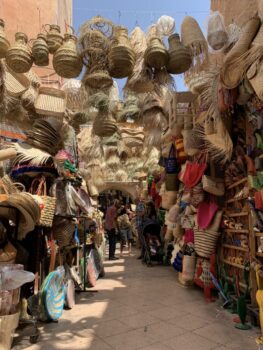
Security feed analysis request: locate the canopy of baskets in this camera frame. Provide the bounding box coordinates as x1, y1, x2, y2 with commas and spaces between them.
0, 10, 244, 185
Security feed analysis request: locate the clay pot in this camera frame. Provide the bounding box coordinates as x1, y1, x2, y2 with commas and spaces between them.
6, 32, 33, 73
0, 19, 10, 58
32, 33, 49, 66
167, 34, 192, 74
53, 33, 82, 78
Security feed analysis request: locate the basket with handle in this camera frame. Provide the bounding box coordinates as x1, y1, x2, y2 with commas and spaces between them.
29, 176, 56, 227
34, 86, 66, 117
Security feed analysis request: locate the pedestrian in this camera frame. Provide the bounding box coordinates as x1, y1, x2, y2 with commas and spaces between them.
105, 199, 120, 260
135, 191, 147, 259
117, 207, 133, 257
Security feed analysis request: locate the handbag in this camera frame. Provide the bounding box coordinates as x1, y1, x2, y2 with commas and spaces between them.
29, 176, 56, 227
181, 152, 207, 189
165, 173, 178, 191
202, 175, 225, 196
165, 144, 178, 174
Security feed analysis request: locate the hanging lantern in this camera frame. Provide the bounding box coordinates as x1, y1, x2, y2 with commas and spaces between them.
167, 33, 192, 74
109, 26, 135, 78
53, 33, 82, 78
6, 32, 33, 73
32, 33, 49, 66
0, 19, 10, 58
45, 24, 63, 54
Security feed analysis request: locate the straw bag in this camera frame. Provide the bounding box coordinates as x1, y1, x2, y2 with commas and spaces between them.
34, 87, 66, 117
0, 19, 10, 59
194, 229, 220, 258
145, 36, 169, 69
4, 65, 30, 97
29, 176, 56, 227
202, 175, 225, 196
182, 255, 196, 283
45, 24, 63, 54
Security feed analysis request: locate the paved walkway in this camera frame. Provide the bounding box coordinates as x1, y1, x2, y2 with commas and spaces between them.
14, 248, 260, 350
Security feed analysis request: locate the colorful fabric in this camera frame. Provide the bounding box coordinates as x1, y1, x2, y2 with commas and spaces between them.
105, 205, 117, 230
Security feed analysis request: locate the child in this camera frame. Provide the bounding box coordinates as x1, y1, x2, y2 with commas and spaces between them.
117, 208, 132, 257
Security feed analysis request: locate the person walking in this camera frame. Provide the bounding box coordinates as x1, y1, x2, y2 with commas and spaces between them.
105, 199, 120, 260
135, 192, 147, 259
117, 207, 133, 257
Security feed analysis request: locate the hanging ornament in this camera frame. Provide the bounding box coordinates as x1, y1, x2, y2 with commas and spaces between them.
6, 32, 33, 73
0, 19, 10, 58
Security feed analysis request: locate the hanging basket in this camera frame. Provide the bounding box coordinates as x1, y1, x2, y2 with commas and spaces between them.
32, 33, 49, 66
34, 87, 66, 117
53, 33, 83, 78
167, 33, 192, 74
6, 32, 33, 73
145, 37, 169, 69
0, 19, 10, 59
83, 68, 113, 89
4, 65, 30, 97
109, 26, 136, 78
93, 113, 117, 137
45, 24, 63, 54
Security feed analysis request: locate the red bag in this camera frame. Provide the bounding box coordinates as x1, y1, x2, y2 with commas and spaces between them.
255, 191, 263, 210
181, 153, 207, 189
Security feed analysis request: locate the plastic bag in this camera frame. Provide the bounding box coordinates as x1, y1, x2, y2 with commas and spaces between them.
207, 11, 228, 50
0, 269, 35, 291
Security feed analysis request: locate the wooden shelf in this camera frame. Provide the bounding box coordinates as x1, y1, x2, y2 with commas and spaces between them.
222, 244, 249, 252
227, 178, 247, 190
225, 276, 247, 289
223, 259, 245, 269
225, 229, 249, 234
255, 232, 263, 237
226, 196, 248, 203
225, 212, 249, 217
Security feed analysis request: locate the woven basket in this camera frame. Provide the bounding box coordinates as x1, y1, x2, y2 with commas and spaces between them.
4, 65, 30, 97
194, 229, 220, 258
45, 24, 63, 54
207, 12, 228, 50
53, 33, 82, 78
93, 112, 117, 137
83, 69, 113, 89
21, 86, 38, 110
167, 34, 192, 74
32, 33, 49, 66
145, 37, 169, 69
34, 87, 66, 117
0, 19, 10, 59
6, 32, 33, 73
109, 26, 135, 78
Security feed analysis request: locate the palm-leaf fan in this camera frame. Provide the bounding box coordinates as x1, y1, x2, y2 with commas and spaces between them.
220, 16, 261, 89
11, 142, 52, 165
124, 27, 154, 93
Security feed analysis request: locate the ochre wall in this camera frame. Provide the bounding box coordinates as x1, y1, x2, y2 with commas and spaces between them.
0, 0, 72, 86
211, 0, 258, 27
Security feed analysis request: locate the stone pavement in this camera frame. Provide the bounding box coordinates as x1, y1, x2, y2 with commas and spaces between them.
14, 247, 261, 350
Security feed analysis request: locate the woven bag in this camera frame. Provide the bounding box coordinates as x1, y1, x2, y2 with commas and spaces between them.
45, 24, 63, 54
32, 33, 49, 66
194, 228, 220, 258
6, 32, 33, 73
165, 144, 178, 174
34, 87, 66, 117
145, 36, 169, 69
29, 176, 56, 227
182, 255, 196, 283
207, 12, 228, 50
202, 175, 225, 196
167, 33, 192, 74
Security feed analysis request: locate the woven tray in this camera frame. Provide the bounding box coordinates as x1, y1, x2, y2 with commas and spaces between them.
34, 87, 66, 117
